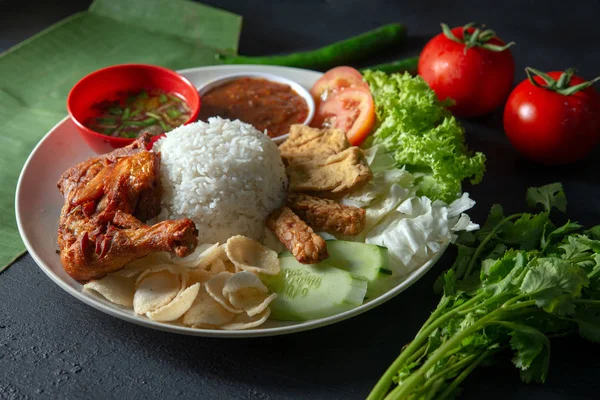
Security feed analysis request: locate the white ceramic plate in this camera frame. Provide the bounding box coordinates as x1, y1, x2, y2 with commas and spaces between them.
16, 65, 446, 338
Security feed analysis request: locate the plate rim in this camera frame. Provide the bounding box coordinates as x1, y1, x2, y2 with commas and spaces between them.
15, 64, 447, 338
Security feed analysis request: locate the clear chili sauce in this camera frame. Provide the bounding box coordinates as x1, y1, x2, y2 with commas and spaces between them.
198, 77, 309, 138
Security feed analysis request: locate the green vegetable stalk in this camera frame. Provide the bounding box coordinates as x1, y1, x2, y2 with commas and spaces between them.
368, 183, 600, 400
363, 70, 486, 203
217, 24, 406, 70
361, 56, 419, 74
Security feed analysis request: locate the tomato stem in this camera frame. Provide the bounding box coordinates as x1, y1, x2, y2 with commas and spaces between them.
440, 22, 514, 54
525, 67, 600, 96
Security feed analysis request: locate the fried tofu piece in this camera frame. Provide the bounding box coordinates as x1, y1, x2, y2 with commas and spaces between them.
286, 147, 372, 195
266, 206, 328, 264
280, 124, 372, 195
287, 194, 366, 236
279, 124, 350, 163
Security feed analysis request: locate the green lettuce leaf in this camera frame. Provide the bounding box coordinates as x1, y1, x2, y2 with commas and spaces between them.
362, 70, 486, 203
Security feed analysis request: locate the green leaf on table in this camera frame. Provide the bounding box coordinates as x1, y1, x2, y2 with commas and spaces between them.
90, 0, 242, 54
526, 183, 567, 213
0, 0, 242, 271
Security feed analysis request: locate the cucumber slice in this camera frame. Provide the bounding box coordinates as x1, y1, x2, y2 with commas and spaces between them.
263, 257, 367, 321
324, 241, 392, 298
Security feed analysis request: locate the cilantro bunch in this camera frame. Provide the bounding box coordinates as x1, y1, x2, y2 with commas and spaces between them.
368, 183, 600, 400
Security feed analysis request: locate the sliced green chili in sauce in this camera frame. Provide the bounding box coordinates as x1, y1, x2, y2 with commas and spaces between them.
85, 89, 191, 139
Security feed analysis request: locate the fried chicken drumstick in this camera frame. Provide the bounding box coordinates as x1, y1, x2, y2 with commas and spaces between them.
57, 136, 198, 281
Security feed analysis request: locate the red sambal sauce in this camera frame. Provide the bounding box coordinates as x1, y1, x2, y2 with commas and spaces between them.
198, 77, 309, 138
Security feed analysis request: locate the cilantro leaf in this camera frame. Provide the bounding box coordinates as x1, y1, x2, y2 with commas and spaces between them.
584, 225, 600, 240
500, 213, 549, 251
542, 294, 576, 316
526, 183, 567, 213
481, 249, 521, 283
587, 254, 600, 280
559, 235, 593, 260
518, 344, 550, 384
573, 235, 600, 253
475, 204, 505, 242
573, 307, 600, 343
520, 258, 588, 309
541, 221, 582, 255
484, 252, 527, 295
507, 323, 550, 383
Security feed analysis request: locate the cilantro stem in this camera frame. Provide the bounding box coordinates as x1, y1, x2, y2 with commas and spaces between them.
424, 377, 445, 400
569, 255, 595, 264
438, 348, 493, 400
385, 301, 536, 399
501, 292, 530, 308
416, 297, 451, 336
418, 352, 481, 394
464, 213, 524, 278
457, 292, 512, 315
385, 312, 498, 399
367, 293, 488, 400
404, 342, 428, 365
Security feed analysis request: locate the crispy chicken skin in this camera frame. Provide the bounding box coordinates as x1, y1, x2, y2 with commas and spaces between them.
286, 194, 366, 236
57, 136, 198, 281
266, 206, 328, 264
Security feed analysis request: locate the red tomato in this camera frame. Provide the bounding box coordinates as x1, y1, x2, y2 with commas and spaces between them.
504, 69, 600, 164
311, 87, 375, 145
310, 66, 368, 100
418, 24, 515, 117
310, 66, 375, 146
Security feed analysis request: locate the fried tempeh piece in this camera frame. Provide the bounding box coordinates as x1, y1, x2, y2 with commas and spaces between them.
286, 147, 372, 195
287, 194, 366, 236
266, 206, 328, 264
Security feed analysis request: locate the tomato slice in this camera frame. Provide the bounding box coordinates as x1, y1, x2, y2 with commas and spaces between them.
310, 66, 369, 101
311, 87, 375, 146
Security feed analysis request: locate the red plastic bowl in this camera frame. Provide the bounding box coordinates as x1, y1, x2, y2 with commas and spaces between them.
67, 64, 201, 154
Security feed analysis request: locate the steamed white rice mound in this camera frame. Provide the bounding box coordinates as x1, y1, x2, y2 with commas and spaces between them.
154, 117, 288, 243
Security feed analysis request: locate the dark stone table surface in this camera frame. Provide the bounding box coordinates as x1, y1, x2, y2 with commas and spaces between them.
1, 0, 599, 399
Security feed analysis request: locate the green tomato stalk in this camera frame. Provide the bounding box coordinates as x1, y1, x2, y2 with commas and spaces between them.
525, 67, 600, 96
441, 22, 515, 53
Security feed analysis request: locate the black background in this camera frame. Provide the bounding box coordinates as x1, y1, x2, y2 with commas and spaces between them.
1, 0, 600, 399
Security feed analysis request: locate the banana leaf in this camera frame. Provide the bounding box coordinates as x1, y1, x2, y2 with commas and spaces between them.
0, 0, 242, 271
